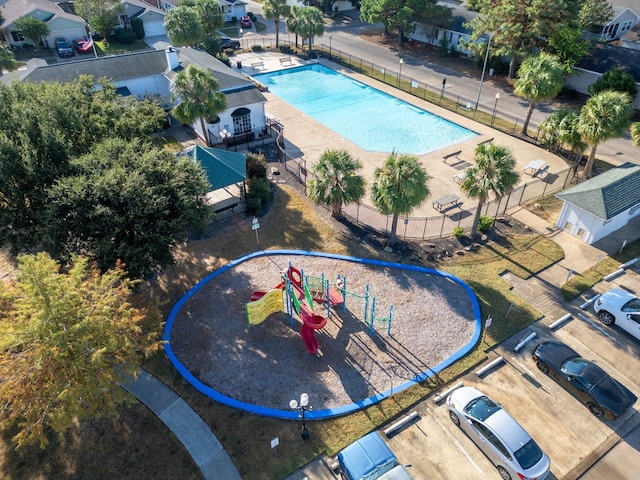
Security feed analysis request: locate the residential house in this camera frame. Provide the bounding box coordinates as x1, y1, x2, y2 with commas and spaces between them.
555, 163, 640, 244
567, 42, 640, 109
119, 0, 167, 37
219, 0, 248, 22
585, 2, 640, 41
140, 0, 247, 23
0, 0, 86, 49
19, 46, 268, 146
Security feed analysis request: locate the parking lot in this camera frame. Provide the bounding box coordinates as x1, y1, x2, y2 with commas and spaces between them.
384, 275, 640, 480
287, 269, 640, 480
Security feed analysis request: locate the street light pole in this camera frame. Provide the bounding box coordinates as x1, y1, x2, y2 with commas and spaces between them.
474, 27, 503, 110
397, 58, 404, 88
491, 92, 501, 125
289, 393, 311, 440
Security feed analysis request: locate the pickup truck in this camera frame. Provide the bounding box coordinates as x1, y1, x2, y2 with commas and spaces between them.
337, 432, 412, 480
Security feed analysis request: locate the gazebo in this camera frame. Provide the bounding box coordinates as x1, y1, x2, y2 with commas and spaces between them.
177, 145, 247, 217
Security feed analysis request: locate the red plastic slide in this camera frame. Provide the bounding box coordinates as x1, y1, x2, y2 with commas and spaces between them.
300, 323, 319, 354
298, 303, 327, 355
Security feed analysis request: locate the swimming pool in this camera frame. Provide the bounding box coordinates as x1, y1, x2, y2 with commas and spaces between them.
254, 64, 478, 155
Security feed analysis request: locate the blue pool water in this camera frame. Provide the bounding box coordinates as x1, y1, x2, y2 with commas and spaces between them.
254, 64, 478, 155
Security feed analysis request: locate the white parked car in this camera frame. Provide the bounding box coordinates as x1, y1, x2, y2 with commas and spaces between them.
594, 289, 640, 341
446, 386, 550, 480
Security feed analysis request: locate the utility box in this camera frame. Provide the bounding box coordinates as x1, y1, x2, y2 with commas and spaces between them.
337, 432, 413, 480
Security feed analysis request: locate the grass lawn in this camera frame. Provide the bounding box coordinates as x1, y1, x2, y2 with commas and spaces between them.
138, 184, 563, 479
95, 38, 150, 56
0, 182, 565, 479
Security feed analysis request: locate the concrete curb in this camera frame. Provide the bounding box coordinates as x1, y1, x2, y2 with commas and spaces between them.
121, 369, 242, 480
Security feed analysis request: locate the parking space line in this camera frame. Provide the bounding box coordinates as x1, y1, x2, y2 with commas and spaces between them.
432, 411, 484, 474
577, 313, 620, 343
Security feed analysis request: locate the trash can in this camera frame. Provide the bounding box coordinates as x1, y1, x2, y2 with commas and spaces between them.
237, 61, 242, 69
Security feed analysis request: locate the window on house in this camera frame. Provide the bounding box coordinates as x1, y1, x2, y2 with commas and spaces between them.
577, 228, 586, 239
231, 108, 252, 135
564, 221, 573, 231
11, 31, 25, 42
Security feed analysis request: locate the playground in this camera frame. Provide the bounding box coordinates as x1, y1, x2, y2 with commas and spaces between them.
165, 250, 480, 418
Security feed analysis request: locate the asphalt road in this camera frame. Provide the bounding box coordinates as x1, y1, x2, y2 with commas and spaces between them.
246, 3, 638, 168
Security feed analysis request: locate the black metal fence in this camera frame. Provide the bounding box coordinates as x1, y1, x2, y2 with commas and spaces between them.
340, 166, 579, 240
257, 41, 583, 239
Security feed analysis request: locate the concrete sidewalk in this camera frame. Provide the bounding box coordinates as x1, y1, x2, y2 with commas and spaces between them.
121, 369, 242, 480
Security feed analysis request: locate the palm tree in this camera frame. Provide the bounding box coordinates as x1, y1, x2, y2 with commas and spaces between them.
370, 153, 430, 244
297, 6, 325, 54
632, 122, 640, 147
308, 149, 366, 219
577, 90, 634, 178
171, 64, 226, 146
0, 47, 18, 75
557, 111, 586, 165
262, 0, 290, 48
540, 110, 585, 163
287, 6, 304, 49
460, 143, 519, 237
513, 52, 566, 136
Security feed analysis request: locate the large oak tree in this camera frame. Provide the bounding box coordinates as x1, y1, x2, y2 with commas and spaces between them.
0, 253, 164, 448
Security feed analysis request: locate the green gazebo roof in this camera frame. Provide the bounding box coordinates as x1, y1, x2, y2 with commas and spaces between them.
177, 145, 246, 190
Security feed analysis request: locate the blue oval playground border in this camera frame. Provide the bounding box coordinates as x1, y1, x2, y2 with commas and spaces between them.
163, 250, 482, 420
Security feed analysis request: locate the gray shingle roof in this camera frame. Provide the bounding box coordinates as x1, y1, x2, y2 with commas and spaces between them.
556, 162, 640, 219
23, 49, 169, 84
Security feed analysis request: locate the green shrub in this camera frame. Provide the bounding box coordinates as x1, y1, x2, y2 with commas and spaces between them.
246, 177, 271, 213
246, 153, 267, 179
216, 53, 231, 67
130, 18, 145, 39
478, 215, 494, 231
113, 29, 136, 44
279, 45, 293, 54
248, 12, 256, 21
453, 227, 465, 239
251, 44, 264, 52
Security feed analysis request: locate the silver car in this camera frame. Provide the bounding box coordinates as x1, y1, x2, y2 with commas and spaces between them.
594, 288, 640, 341
446, 386, 550, 480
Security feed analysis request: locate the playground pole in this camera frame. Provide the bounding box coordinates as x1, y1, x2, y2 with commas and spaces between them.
370, 297, 376, 335
342, 276, 347, 312
325, 279, 331, 318
388, 305, 394, 335
363, 285, 369, 326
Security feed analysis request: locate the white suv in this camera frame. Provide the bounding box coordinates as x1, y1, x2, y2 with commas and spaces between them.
594, 288, 640, 340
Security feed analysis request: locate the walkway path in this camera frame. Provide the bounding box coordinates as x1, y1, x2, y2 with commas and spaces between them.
121, 369, 243, 480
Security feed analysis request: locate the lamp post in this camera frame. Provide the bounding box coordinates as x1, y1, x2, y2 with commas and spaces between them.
474, 27, 503, 110
290, 393, 311, 440
239, 27, 243, 50
397, 58, 404, 88
491, 92, 500, 125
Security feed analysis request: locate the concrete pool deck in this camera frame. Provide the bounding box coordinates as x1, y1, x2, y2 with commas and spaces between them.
233, 51, 568, 219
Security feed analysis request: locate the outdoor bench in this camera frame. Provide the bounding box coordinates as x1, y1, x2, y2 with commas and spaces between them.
251, 61, 264, 69
279, 57, 293, 66
442, 150, 462, 163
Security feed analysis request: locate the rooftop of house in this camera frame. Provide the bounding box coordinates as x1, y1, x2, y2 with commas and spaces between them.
556, 162, 640, 219
575, 41, 640, 82
0, 0, 85, 27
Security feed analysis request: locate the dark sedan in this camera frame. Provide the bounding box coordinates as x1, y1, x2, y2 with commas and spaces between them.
532, 341, 636, 420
